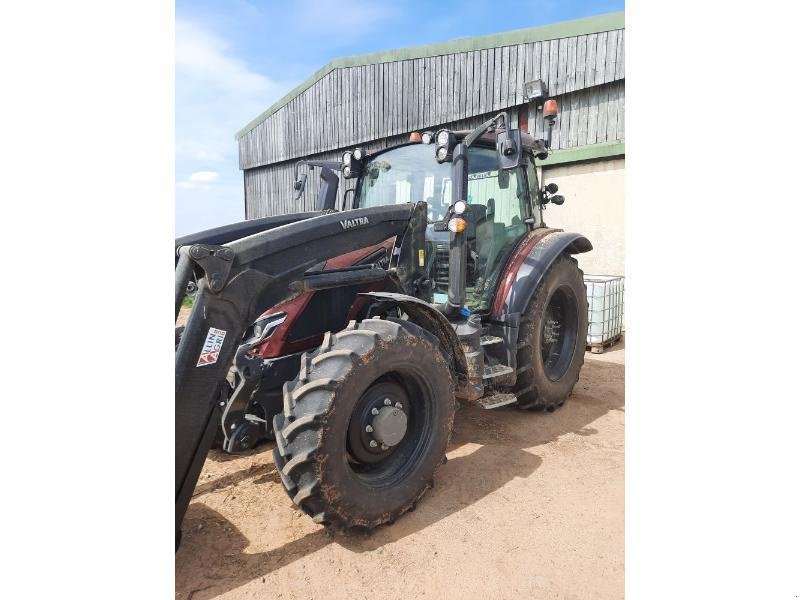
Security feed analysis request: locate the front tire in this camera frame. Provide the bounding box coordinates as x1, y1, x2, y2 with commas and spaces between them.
513, 254, 588, 411
273, 318, 455, 530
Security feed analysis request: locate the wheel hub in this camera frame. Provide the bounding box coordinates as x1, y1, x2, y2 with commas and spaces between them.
372, 405, 408, 447
347, 382, 411, 464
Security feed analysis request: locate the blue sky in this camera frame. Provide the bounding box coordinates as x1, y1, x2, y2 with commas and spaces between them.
175, 0, 624, 235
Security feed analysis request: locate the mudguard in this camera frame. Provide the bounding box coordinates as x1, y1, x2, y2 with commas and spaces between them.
492, 229, 592, 320
359, 291, 468, 378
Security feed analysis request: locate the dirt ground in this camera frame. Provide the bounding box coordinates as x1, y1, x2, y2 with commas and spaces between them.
175, 338, 624, 600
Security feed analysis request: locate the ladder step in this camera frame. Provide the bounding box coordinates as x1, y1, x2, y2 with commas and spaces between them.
482, 364, 514, 380
475, 393, 517, 410
480, 335, 503, 346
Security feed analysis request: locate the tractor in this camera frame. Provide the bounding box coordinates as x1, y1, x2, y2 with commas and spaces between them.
175, 88, 591, 543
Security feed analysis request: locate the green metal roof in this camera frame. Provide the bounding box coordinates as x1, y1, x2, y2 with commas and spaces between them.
235, 11, 625, 140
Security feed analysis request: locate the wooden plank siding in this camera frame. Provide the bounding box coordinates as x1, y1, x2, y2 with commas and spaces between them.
244, 77, 624, 219
238, 28, 624, 172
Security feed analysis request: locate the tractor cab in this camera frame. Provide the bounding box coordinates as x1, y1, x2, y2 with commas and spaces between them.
351, 127, 546, 313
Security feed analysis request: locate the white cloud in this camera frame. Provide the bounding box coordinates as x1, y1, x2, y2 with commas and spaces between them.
177, 170, 220, 190
175, 20, 295, 232
189, 170, 219, 183
175, 20, 289, 165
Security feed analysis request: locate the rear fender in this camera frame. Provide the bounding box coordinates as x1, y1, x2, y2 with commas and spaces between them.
485, 230, 591, 371
492, 230, 592, 320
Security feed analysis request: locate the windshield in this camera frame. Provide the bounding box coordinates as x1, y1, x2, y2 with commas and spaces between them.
356, 144, 452, 222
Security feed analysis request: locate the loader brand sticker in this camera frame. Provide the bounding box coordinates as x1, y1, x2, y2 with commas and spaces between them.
340, 216, 370, 230
196, 327, 227, 367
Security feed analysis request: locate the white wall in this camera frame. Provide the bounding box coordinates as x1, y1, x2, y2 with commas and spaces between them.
540, 157, 625, 276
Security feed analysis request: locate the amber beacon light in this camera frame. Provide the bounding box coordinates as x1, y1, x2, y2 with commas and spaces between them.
543, 99, 558, 119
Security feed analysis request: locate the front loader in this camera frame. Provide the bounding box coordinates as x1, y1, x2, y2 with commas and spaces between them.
175, 87, 591, 544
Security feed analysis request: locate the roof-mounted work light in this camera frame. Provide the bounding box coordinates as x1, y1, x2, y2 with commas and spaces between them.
341, 148, 365, 178
524, 79, 548, 105
434, 129, 457, 163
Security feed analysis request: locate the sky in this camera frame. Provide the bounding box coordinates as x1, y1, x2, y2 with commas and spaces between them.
175, 0, 624, 235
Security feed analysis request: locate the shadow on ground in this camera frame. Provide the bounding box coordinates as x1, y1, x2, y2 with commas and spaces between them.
176, 358, 624, 599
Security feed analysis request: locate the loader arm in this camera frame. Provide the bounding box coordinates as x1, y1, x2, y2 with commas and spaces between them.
175, 203, 421, 539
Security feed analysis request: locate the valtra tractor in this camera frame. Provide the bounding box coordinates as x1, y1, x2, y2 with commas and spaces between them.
175, 84, 591, 543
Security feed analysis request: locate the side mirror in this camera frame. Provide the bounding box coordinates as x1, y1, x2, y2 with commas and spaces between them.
550, 194, 565, 206
545, 182, 558, 194
316, 166, 339, 211
293, 173, 308, 201
496, 128, 522, 170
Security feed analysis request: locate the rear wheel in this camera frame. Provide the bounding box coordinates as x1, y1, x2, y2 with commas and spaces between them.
273, 318, 455, 530
513, 254, 588, 411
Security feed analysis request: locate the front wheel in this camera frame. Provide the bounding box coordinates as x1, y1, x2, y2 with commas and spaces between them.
272, 318, 455, 530
513, 254, 588, 411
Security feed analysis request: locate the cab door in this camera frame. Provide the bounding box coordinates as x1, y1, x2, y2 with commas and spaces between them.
463, 147, 533, 311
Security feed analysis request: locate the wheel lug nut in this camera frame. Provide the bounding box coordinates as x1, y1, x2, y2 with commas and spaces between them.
365, 425, 374, 433
369, 440, 378, 448
384, 398, 391, 406
381, 444, 388, 451
371, 408, 379, 415
395, 402, 403, 409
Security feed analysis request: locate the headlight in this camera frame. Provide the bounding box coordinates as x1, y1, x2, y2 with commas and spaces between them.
453, 200, 467, 215
343, 166, 351, 178
436, 130, 450, 146
421, 131, 433, 144
249, 312, 287, 343
436, 147, 448, 161
353, 147, 364, 161
342, 152, 352, 166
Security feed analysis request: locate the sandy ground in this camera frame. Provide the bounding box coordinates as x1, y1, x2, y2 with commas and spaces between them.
176, 336, 624, 600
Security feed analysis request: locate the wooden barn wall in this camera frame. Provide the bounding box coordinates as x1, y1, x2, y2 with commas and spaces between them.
531, 79, 625, 150
243, 78, 624, 219
238, 29, 624, 171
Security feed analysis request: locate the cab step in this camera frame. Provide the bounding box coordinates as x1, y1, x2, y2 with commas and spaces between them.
480, 335, 503, 346
475, 393, 518, 410
482, 363, 515, 380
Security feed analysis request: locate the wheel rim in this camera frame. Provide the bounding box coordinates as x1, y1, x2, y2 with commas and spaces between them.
346, 371, 435, 489
540, 286, 580, 381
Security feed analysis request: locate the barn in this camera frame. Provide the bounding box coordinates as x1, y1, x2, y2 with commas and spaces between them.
236, 12, 624, 275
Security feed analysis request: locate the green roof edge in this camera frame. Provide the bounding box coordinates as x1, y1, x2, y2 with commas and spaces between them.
538, 140, 624, 167
235, 11, 625, 140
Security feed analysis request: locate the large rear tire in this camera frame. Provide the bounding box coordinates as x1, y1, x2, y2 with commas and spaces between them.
272, 318, 455, 530
513, 254, 588, 411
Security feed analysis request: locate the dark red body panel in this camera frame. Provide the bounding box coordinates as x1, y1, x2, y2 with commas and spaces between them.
252, 238, 396, 358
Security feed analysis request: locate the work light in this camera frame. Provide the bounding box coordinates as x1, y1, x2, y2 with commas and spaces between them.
524, 79, 548, 104
434, 129, 456, 163
341, 149, 363, 179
